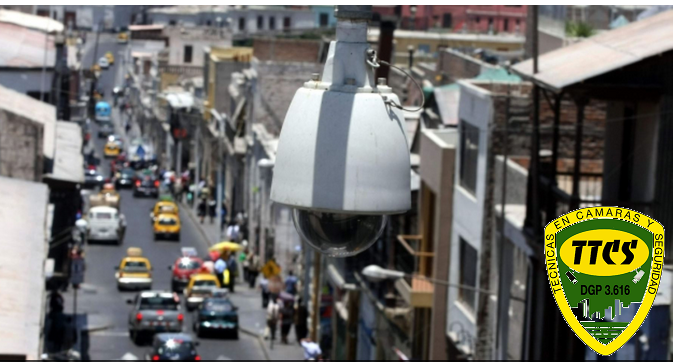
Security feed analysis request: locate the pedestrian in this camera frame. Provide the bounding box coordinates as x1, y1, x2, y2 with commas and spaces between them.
226, 221, 240, 242
280, 298, 295, 344
197, 198, 207, 224
300, 338, 322, 361
260, 275, 270, 308
214, 255, 227, 288
266, 297, 280, 342
220, 201, 228, 233
247, 250, 261, 288
285, 270, 299, 295
240, 248, 249, 285
125, 120, 131, 134
208, 198, 217, 224
187, 183, 196, 207
227, 253, 237, 293
295, 298, 309, 345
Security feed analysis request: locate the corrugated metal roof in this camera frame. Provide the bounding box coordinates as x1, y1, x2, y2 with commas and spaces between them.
511, 10, 673, 92
0, 84, 57, 159
0, 175, 49, 361
0, 9, 64, 33
0, 22, 56, 68
44, 121, 84, 184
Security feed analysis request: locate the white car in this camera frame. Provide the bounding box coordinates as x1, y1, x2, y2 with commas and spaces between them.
86, 206, 126, 245
98, 56, 110, 69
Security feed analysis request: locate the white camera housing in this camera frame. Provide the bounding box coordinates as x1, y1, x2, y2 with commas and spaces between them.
270, 15, 411, 257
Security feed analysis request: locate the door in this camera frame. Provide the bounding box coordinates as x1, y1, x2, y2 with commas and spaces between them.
65, 11, 76, 30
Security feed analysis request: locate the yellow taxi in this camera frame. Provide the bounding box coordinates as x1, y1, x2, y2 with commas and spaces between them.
153, 213, 181, 241
117, 32, 128, 44
115, 248, 152, 291
150, 199, 179, 223
104, 141, 121, 158
184, 273, 221, 311
105, 51, 115, 65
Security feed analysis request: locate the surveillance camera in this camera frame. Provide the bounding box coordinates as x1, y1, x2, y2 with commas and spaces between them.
270, 8, 410, 258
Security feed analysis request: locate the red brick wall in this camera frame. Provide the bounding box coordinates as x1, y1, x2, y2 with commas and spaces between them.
253, 38, 321, 63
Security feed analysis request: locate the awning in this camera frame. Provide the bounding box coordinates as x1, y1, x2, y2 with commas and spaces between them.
0, 176, 49, 361
162, 92, 194, 110
511, 10, 672, 92
44, 121, 84, 184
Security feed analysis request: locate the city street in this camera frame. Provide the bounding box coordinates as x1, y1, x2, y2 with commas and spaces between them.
59, 33, 266, 360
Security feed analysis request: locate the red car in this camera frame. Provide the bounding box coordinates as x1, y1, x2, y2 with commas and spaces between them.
170, 256, 205, 293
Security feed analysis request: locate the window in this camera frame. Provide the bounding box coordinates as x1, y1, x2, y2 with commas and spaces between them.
169, 20, 176, 26
488, 17, 493, 26
459, 121, 479, 195
257, 15, 264, 30
283, 16, 291, 30
319, 13, 329, 27
442, 13, 452, 29
238, 17, 246, 31
418, 44, 431, 54
183, 45, 193, 64
206, 20, 212, 26
475, 17, 480, 23
458, 238, 478, 310
140, 296, 179, 311
269, 16, 276, 30
504, 18, 509, 32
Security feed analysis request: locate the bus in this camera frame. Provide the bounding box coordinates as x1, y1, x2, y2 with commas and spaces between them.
95, 101, 112, 123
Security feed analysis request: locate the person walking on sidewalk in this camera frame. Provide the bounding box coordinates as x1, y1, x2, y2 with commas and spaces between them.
197, 198, 207, 224
208, 197, 217, 224
247, 250, 261, 288
285, 270, 298, 295
266, 297, 280, 342
240, 248, 249, 285
280, 297, 295, 344
214, 255, 227, 287
227, 253, 237, 293
260, 275, 270, 308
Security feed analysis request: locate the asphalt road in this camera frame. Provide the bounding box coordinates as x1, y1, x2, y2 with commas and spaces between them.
63, 33, 265, 361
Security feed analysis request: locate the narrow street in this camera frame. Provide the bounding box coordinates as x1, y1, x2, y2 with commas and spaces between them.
58, 33, 266, 360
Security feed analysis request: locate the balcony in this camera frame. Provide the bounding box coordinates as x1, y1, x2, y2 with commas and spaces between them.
395, 235, 434, 308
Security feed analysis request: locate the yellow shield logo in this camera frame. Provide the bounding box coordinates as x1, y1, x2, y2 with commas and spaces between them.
545, 206, 665, 356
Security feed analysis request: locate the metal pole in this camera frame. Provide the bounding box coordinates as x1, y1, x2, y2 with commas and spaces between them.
194, 124, 200, 206
216, 137, 223, 240
310, 251, 321, 341
176, 140, 182, 175
73, 286, 78, 351
40, 5, 51, 103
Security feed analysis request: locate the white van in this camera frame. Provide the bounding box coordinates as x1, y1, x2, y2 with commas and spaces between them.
87, 206, 126, 245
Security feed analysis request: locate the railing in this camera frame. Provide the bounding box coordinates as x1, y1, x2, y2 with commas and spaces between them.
395, 235, 434, 288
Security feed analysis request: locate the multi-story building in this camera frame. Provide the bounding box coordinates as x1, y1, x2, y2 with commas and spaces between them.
392, 5, 528, 34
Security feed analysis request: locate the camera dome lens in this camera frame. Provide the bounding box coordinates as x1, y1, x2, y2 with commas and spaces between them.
292, 209, 387, 257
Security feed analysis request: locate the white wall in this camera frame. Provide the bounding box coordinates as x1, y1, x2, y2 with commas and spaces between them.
168, 37, 232, 67
447, 81, 494, 352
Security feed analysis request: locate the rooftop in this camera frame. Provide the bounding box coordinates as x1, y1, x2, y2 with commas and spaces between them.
0, 22, 56, 68
44, 121, 84, 184
367, 27, 526, 44
0, 175, 49, 361
511, 10, 673, 92
0, 9, 64, 33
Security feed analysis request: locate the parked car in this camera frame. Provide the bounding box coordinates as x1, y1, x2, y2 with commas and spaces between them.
146, 333, 200, 361
169, 255, 204, 293
127, 291, 183, 345
193, 297, 239, 339
86, 205, 126, 245
133, 174, 160, 198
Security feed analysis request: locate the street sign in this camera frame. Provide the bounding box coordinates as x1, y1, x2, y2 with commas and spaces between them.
71, 257, 85, 287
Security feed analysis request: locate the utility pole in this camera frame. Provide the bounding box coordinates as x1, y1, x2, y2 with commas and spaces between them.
310, 251, 322, 342
194, 123, 200, 208
88, 22, 102, 117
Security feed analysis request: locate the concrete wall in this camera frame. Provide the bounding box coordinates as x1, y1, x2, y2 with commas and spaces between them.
420, 129, 457, 361
253, 38, 322, 63
168, 36, 232, 67
253, 60, 323, 136
0, 110, 43, 182
447, 81, 494, 352
438, 49, 496, 84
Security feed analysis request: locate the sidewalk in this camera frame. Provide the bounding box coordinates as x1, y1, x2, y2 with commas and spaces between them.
182, 202, 305, 361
